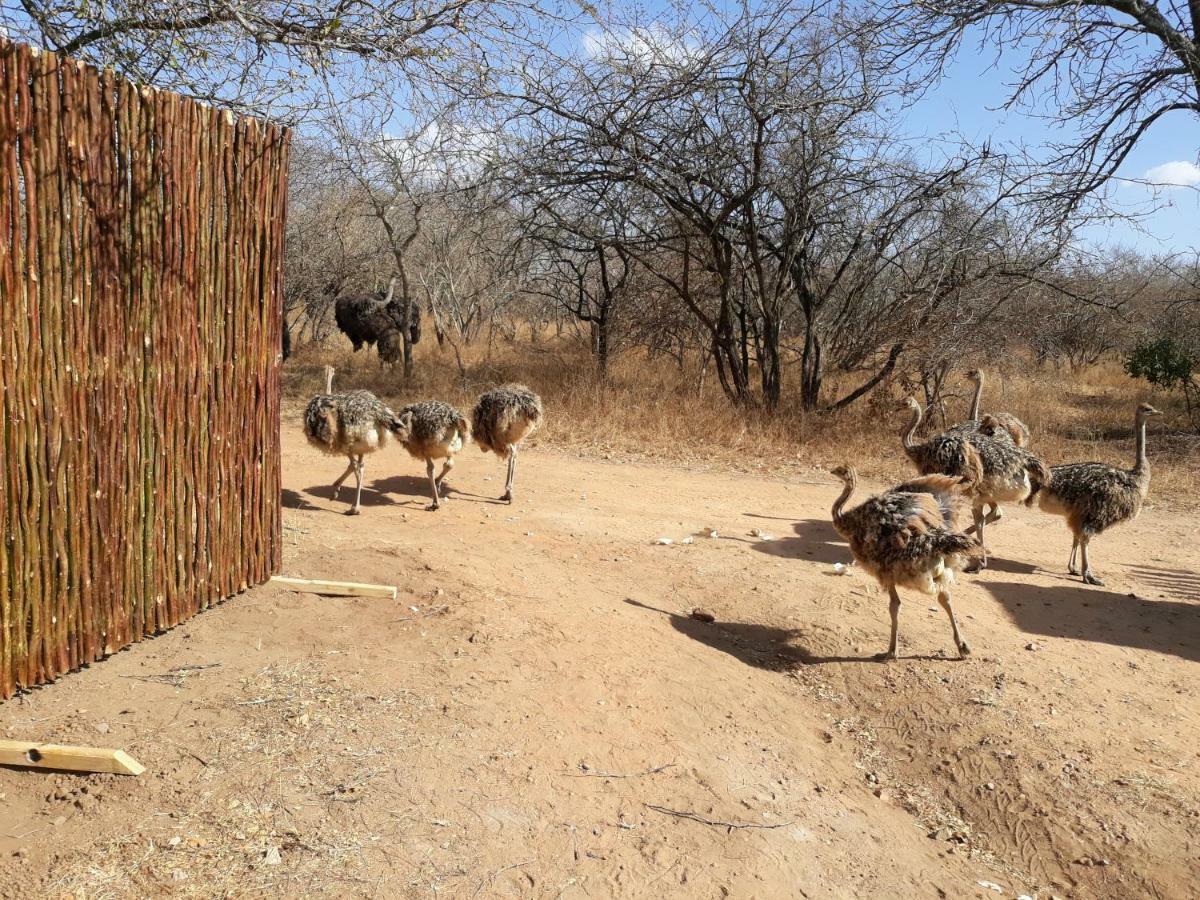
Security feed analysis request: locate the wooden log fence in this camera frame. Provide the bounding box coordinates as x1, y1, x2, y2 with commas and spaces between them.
0, 39, 289, 699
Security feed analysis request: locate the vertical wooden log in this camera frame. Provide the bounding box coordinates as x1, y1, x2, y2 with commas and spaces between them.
62, 59, 96, 668
15, 45, 46, 687
0, 43, 15, 697
33, 49, 71, 677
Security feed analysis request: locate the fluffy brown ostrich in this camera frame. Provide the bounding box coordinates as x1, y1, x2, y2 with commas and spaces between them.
830, 466, 982, 660
1033, 402, 1163, 585
303, 369, 410, 516
394, 400, 471, 510
472, 385, 544, 502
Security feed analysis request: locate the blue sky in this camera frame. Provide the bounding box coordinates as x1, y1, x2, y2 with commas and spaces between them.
901, 45, 1200, 255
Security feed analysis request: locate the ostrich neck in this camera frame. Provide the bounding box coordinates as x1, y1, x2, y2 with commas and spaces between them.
968, 378, 983, 420
901, 405, 922, 451
1132, 416, 1149, 477
831, 479, 855, 534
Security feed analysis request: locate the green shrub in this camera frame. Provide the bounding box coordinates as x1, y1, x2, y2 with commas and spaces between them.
1125, 337, 1194, 390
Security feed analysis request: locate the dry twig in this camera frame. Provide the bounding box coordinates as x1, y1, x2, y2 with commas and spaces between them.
644, 804, 792, 833
120, 663, 221, 687
569, 763, 675, 779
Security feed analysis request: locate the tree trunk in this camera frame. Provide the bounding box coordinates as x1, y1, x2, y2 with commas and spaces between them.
596, 312, 610, 378
800, 318, 822, 410
760, 314, 781, 412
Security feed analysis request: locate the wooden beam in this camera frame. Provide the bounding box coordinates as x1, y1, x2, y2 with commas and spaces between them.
0, 739, 146, 776
269, 575, 397, 600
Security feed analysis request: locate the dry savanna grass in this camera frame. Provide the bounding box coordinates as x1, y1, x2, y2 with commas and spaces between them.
284, 333, 1200, 507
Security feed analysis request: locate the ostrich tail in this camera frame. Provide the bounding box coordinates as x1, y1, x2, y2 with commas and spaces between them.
1025, 456, 1052, 506
526, 395, 544, 423
939, 531, 984, 567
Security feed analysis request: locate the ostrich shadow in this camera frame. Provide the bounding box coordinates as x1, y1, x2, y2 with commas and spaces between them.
303, 482, 398, 508
984, 579, 1200, 662
366, 474, 506, 506
624, 599, 949, 668
281, 489, 318, 511
748, 518, 851, 566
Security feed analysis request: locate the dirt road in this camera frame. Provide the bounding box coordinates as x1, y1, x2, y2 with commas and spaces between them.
2, 426, 1198, 898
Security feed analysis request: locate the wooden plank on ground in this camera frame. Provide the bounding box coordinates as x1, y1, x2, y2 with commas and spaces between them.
0, 739, 146, 775
269, 575, 397, 600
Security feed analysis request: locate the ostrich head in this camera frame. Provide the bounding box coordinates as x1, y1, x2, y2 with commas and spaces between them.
390, 409, 414, 441
1136, 402, 1163, 420
829, 464, 856, 485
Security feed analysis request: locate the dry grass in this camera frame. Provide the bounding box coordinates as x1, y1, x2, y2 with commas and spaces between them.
49, 662, 436, 899
283, 333, 1200, 507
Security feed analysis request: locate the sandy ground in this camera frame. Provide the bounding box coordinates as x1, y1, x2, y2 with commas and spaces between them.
1, 423, 1198, 899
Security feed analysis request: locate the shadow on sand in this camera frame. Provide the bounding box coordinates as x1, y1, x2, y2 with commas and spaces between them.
281, 489, 319, 511
980, 556, 1040, 576
1126, 565, 1200, 603
367, 475, 509, 506
624, 599, 954, 668
983, 579, 1200, 663
748, 518, 850, 566
303, 482, 399, 508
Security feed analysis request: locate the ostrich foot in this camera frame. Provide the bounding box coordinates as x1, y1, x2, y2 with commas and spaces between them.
500, 491, 513, 503
345, 506, 361, 517
1083, 572, 1105, 586
873, 650, 897, 661
957, 640, 972, 658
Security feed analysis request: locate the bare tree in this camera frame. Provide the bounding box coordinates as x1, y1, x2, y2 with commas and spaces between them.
2, 0, 548, 117
875, 0, 1200, 214
500, 0, 1061, 410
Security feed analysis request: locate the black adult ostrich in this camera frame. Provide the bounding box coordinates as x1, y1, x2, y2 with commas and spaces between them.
334, 278, 421, 366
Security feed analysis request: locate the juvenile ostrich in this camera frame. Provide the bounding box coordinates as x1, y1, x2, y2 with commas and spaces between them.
944, 369, 1032, 447
303, 368, 409, 515
898, 397, 984, 487
472, 385, 544, 503
1034, 402, 1163, 585
830, 466, 983, 659
900, 397, 1049, 568
395, 400, 471, 510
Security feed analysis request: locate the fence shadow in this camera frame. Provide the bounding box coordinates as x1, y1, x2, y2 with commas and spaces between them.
1126, 565, 1200, 602
983, 580, 1200, 662
748, 518, 850, 565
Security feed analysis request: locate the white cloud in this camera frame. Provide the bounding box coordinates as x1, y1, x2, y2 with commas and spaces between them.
581, 25, 698, 67
1141, 160, 1200, 189
378, 120, 500, 183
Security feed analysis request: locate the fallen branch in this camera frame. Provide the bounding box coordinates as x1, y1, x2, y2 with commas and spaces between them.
570, 763, 675, 779
644, 804, 792, 833
120, 662, 221, 687
394, 605, 449, 623
472, 859, 535, 898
